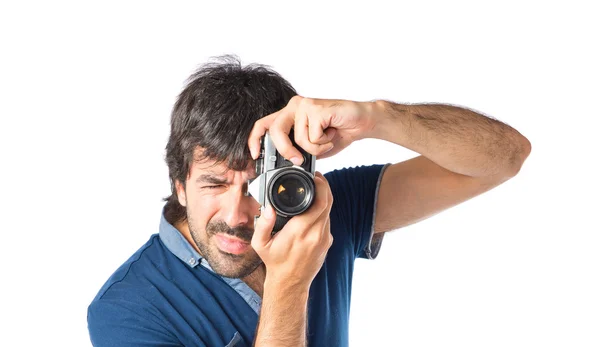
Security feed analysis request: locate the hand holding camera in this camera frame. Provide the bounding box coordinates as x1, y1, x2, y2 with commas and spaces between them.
247, 95, 376, 162
251, 171, 333, 288
246, 96, 375, 232
246, 130, 317, 233
245, 95, 375, 284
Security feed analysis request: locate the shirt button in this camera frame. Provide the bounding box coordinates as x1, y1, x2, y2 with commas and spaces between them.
189, 258, 196, 265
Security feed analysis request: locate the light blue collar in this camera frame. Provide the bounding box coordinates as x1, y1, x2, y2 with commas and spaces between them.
158, 206, 262, 314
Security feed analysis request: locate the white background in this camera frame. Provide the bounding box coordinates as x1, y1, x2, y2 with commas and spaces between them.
1, 1, 598, 346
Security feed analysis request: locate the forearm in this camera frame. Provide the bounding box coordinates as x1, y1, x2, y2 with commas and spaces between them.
253, 278, 310, 347
370, 100, 531, 178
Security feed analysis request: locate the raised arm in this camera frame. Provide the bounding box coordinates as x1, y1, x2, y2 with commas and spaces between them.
251, 172, 334, 346
371, 101, 531, 232
247, 95, 531, 234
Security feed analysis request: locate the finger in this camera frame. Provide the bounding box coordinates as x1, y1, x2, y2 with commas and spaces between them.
251, 205, 276, 249
248, 111, 279, 159
315, 134, 350, 160
310, 172, 331, 218
269, 110, 304, 165
307, 173, 333, 244
294, 111, 325, 155
308, 111, 334, 144
322, 128, 337, 144
294, 115, 336, 157
324, 218, 333, 248
303, 173, 333, 240
315, 146, 337, 160
320, 173, 334, 236
314, 171, 334, 217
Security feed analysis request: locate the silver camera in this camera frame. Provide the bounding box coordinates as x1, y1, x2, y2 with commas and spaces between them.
246, 130, 316, 234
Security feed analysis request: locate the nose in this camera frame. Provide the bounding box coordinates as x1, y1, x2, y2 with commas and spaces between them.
222, 190, 252, 229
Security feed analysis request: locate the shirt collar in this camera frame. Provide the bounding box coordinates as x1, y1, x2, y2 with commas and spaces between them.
158, 206, 202, 268
157, 205, 262, 314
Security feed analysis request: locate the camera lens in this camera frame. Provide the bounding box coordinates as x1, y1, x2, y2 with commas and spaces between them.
269, 170, 314, 215
274, 177, 306, 208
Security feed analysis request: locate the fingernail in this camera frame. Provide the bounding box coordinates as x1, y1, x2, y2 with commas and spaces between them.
290, 157, 303, 165
324, 144, 334, 153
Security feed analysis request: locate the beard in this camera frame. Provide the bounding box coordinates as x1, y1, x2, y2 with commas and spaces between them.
187, 209, 263, 279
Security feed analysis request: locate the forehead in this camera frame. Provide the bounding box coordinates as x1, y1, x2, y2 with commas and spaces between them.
189, 157, 255, 179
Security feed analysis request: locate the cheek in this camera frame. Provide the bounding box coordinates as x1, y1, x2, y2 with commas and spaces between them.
247, 197, 261, 214
187, 193, 221, 224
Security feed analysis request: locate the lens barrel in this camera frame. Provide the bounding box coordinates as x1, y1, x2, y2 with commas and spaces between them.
267, 169, 315, 216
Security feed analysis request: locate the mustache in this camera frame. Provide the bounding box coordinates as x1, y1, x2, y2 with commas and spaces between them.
206, 221, 253, 243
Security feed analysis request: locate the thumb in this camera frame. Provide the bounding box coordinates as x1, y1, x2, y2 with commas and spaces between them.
251, 205, 276, 249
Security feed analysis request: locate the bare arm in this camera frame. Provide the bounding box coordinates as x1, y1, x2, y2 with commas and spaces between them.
253, 280, 310, 346
247, 96, 531, 235
374, 101, 530, 178
370, 101, 531, 233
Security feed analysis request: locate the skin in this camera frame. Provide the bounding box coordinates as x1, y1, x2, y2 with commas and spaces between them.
248, 96, 532, 234
175, 95, 531, 345
174, 159, 269, 296
245, 95, 531, 345
174, 150, 334, 347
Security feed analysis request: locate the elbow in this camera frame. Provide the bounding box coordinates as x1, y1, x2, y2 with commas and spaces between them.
506, 135, 532, 177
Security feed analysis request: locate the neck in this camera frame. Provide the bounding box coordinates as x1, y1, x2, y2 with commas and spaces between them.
242, 262, 266, 298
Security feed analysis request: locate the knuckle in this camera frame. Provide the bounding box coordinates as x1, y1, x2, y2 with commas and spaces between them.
315, 145, 331, 156
316, 195, 328, 212
270, 117, 283, 131
303, 146, 322, 157
253, 119, 264, 130
290, 95, 303, 105
301, 97, 316, 107
282, 148, 297, 159
294, 132, 311, 149
305, 232, 321, 246
307, 111, 323, 125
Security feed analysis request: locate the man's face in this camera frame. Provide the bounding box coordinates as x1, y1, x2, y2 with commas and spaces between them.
176, 156, 262, 279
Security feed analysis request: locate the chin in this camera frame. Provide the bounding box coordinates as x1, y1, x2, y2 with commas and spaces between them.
208, 250, 262, 279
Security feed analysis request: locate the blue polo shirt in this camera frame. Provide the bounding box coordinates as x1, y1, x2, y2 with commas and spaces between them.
88, 164, 389, 346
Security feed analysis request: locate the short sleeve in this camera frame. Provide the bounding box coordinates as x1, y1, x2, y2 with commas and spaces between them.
87, 298, 185, 347
324, 163, 390, 260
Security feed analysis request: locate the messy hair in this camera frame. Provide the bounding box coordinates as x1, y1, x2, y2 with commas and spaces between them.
163, 55, 297, 224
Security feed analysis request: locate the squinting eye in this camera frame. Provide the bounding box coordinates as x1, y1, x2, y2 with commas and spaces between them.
203, 185, 224, 189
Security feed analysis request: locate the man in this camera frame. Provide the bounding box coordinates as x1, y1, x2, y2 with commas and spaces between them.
87, 55, 531, 346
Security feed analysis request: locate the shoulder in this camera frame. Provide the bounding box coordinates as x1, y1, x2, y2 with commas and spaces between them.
90, 234, 167, 303
87, 235, 183, 344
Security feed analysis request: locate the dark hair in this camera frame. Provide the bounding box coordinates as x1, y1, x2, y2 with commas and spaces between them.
163, 55, 297, 224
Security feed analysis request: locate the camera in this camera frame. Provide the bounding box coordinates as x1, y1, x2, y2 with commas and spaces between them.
246, 130, 316, 234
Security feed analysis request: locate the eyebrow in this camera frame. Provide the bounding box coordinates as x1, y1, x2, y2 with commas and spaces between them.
196, 174, 229, 185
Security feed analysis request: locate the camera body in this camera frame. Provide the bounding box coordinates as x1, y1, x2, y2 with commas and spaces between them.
247, 130, 316, 234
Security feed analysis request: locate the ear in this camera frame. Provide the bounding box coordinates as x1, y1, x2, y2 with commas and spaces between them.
175, 180, 187, 207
